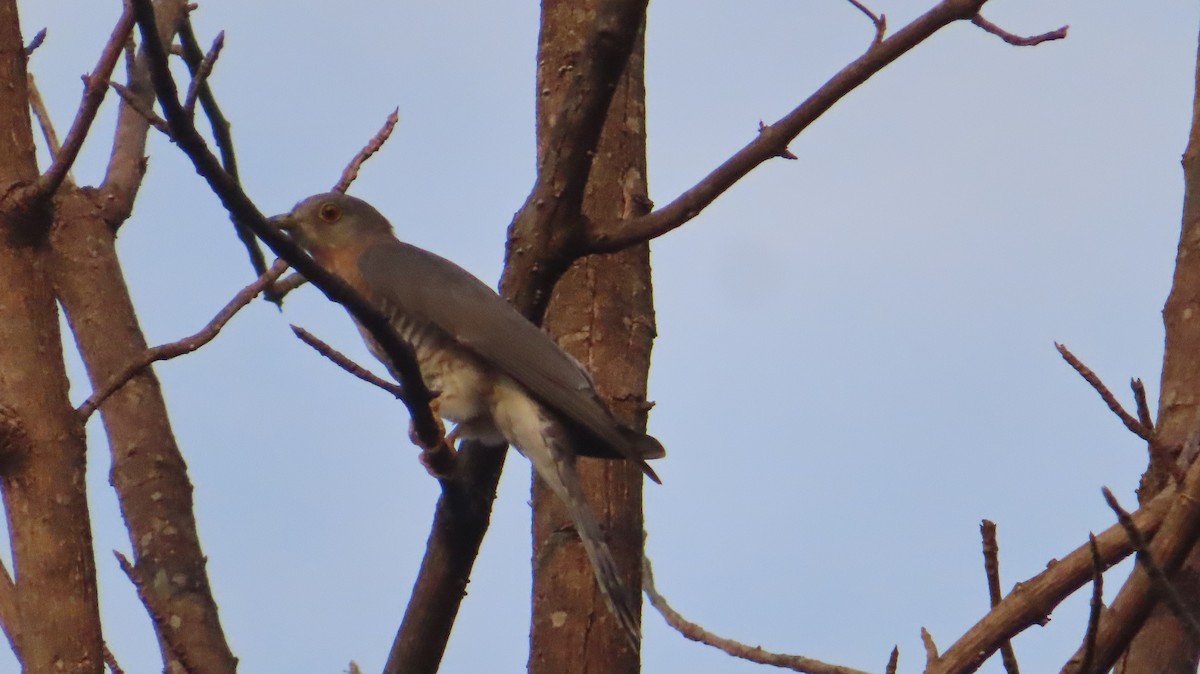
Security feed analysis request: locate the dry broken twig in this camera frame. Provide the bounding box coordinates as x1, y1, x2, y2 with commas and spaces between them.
77, 260, 287, 420
981, 520, 1021, 674
842, 0, 886, 46
970, 14, 1068, 47
1131, 378, 1154, 434
1076, 534, 1104, 674
289, 325, 403, 399
642, 556, 871, 674
23, 27, 46, 55
1055, 343, 1152, 442
334, 108, 401, 193
885, 647, 899, 674
27, 75, 64, 166
109, 81, 170, 134
1101, 487, 1200, 640
182, 30, 223, 115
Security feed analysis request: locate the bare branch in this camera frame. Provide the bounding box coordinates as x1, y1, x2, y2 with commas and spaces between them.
26, 75, 65, 170
0, 557, 19, 661
1076, 534, 1103, 674
1132, 378, 1154, 433
23, 5, 136, 204
586, 0, 1041, 254
129, 0, 445, 451
1058, 456, 1200, 674
290, 325, 404, 399
841, 0, 886, 47
970, 14, 1068, 47
885, 647, 899, 674
980, 520, 1020, 674
23, 27, 46, 55
1055, 343, 1152, 442
182, 30, 223, 115
333, 108, 400, 193
77, 259, 287, 421
1101, 487, 1200, 639
109, 81, 169, 134
177, 19, 266, 278
928, 488, 1176, 674
114, 552, 196, 674
103, 643, 125, 674
266, 271, 308, 303
642, 556, 871, 674
921, 628, 940, 668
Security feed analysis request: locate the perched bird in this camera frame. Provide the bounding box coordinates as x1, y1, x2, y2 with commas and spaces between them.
272, 192, 665, 645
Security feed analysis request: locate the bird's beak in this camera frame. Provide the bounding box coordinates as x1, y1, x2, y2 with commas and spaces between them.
268, 213, 296, 233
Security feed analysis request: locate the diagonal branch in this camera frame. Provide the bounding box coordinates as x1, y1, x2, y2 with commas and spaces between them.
128, 0, 446, 452
585, 0, 1066, 255
14, 4, 136, 208
333, 108, 400, 193
1055, 343, 1153, 442
643, 556, 871, 674
970, 14, 1068, 47
76, 259, 287, 421
182, 30, 222, 115
1076, 534, 1103, 674
0, 557, 19, 661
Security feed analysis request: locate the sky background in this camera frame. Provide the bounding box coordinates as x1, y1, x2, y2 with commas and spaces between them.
3, 1, 1196, 673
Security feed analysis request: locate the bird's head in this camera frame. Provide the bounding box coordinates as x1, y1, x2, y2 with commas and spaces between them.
271, 192, 394, 256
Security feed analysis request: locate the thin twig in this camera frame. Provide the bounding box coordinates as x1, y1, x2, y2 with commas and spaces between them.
182, 30, 223, 115
333, 108, 400, 193
289, 325, 404, 399
1101, 487, 1200, 640
109, 81, 170, 134
1055, 343, 1152, 442
1076, 534, 1103, 674
1131, 378, 1154, 434
885, 647, 898, 674
177, 20, 266, 279
26, 75, 66, 173
77, 260, 287, 420
24, 27, 47, 55
114, 552, 196, 674
26, 5, 136, 203
971, 14, 1068, 47
267, 272, 308, 302
981, 520, 1021, 674
103, 643, 125, 674
842, 0, 886, 46
642, 556, 870, 674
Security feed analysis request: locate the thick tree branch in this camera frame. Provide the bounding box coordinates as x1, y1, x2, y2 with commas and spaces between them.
643, 556, 871, 674
927, 488, 1175, 674
128, 0, 445, 451
1057, 458, 1200, 673
1056, 343, 1153, 442
585, 0, 1065, 254
76, 259, 286, 421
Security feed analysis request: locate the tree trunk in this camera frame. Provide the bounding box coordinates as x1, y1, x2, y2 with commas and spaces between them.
1122, 21, 1200, 674
528, 3, 653, 673
0, 3, 104, 672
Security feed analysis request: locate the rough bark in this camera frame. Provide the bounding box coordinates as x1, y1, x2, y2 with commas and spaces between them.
48, 191, 239, 674
529, 3, 653, 672
1122, 21, 1200, 674
0, 3, 103, 672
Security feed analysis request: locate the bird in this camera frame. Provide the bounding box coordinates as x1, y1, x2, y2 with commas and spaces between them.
271, 192, 665, 646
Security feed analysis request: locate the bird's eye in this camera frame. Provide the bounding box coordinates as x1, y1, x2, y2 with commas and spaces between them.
318, 202, 341, 223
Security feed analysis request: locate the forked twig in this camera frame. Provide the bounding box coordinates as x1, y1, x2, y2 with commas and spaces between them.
642, 556, 871, 674
77, 260, 287, 420
1055, 343, 1152, 442
842, 0, 886, 46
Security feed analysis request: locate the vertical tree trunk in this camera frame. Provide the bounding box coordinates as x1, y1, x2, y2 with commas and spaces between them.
1123, 21, 1200, 674
0, 3, 103, 673
529, 3, 652, 673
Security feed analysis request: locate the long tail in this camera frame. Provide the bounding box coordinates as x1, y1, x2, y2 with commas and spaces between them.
549, 453, 641, 649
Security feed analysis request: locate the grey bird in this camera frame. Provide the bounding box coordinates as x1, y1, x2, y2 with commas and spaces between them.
272, 192, 665, 645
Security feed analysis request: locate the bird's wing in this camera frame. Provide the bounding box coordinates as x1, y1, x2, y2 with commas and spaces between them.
358, 240, 662, 474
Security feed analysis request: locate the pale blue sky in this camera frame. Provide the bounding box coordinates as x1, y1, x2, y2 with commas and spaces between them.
4, 1, 1195, 673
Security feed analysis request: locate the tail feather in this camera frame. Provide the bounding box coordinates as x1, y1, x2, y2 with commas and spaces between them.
552, 454, 641, 649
